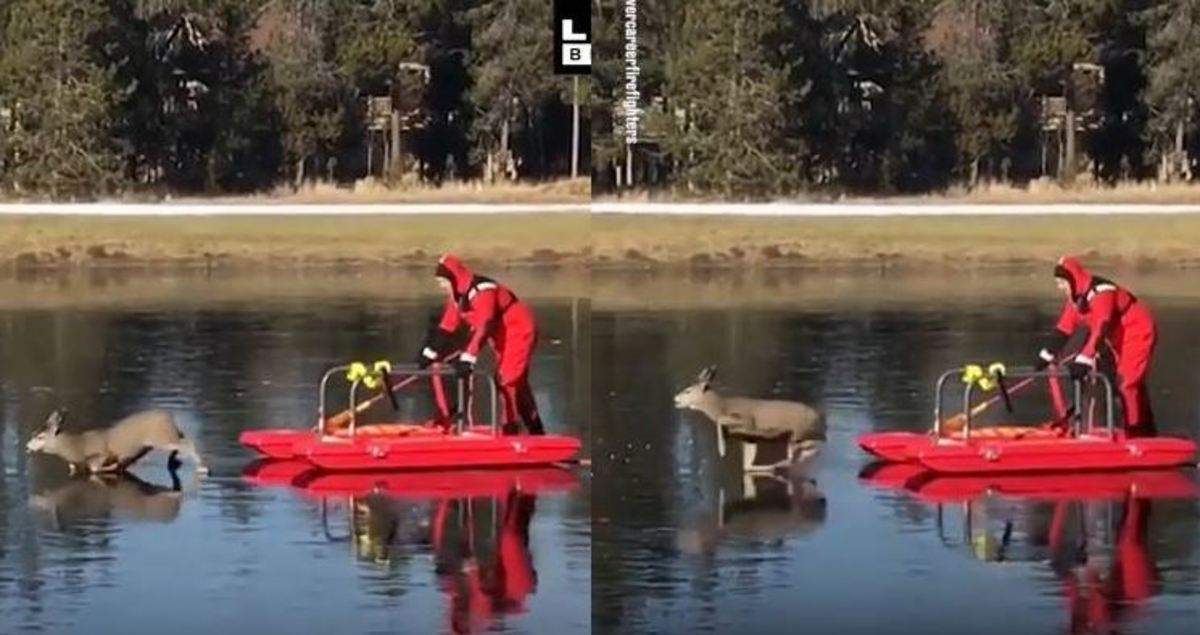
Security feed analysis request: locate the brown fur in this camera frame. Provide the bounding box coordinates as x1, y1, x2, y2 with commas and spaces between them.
26, 409, 208, 475
674, 365, 826, 470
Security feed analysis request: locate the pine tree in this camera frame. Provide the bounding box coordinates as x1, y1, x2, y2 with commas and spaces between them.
665, 0, 800, 198
0, 0, 125, 198
468, 0, 573, 180
1144, 0, 1200, 179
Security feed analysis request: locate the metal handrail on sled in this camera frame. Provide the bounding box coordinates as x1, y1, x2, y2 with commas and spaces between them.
933, 366, 1116, 441
316, 362, 501, 437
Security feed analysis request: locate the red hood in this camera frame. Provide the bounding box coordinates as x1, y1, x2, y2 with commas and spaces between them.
1054, 256, 1093, 300
436, 254, 475, 296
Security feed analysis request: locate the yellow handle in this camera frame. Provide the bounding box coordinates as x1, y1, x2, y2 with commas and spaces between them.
347, 360, 392, 390
962, 365, 984, 385
346, 362, 368, 382
963, 362, 1007, 392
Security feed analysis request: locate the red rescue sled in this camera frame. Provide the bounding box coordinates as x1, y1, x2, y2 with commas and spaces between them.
238, 362, 583, 471
240, 460, 581, 498
860, 463, 1198, 503
858, 366, 1197, 475
292, 466, 581, 498
908, 469, 1199, 503
296, 430, 580, 471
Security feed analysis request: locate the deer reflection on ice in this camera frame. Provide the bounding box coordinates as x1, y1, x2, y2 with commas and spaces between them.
676, 468, 828, 556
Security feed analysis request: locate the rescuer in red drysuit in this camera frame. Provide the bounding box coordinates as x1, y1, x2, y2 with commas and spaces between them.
1034, 256, 1158, 438
418, 254, 546, 436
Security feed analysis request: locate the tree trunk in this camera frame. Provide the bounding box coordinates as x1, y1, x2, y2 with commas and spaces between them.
501, 116, 512, 181
391, 109, 401, 177
1062, 109, 1076, 184
625, 144, 633, 188
1176, 118, 1186, 181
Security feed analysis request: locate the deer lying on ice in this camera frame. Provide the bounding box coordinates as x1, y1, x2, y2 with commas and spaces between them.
673, 365, 826, 472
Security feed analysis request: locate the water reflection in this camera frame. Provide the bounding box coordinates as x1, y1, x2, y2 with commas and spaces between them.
677, 469, 827, 556
245, 463, 581, 635
919, 485, 1191, 635
28, 469, 184, 531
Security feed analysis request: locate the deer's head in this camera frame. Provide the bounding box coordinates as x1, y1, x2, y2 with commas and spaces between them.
674, 366, 720, 411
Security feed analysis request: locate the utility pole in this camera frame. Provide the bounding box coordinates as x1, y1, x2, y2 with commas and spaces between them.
571, 75, 580, 179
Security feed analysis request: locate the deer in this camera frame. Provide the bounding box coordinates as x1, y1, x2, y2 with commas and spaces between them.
673, 365, 827, 472
25, 408, 208, 476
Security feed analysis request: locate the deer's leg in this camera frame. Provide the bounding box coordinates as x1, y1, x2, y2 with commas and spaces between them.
741, 441, 757, 471
753, 438, 796, 473
85, 453, 120, 474
718, 413, 750, 460
742, 471, 758, 498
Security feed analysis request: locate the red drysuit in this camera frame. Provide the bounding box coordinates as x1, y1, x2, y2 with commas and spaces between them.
424, 254, 545, 435
1039, 256, 1157, 436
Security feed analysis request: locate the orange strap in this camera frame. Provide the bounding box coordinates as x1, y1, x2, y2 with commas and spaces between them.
334, 423, 432, 437
937, 424, 1070, 440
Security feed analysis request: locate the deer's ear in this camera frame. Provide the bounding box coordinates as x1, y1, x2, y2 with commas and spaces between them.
45, 409, 65, 434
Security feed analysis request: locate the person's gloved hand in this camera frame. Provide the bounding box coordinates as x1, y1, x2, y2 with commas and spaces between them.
1067, 355, 1094, 381
1034, 348, 1055, 371
453, 354, 475, 378
417, 345, 437, 369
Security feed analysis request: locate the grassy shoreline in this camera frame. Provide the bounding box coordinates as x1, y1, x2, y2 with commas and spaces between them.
596, 180, 1200, 205
4, 211, 1200, 271
0, 213, 591, 270
0, 178, 591, 205
591, 214, 1200, 270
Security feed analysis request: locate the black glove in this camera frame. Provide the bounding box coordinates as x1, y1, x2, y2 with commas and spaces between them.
1034, 348, 1055, 371
418, 324, 455, 369
1066, 360, 1091, 381
452, 358, 474, 378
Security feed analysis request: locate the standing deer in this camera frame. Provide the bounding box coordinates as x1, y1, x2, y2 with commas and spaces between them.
25, 408, 208, 476
673, 365, 826, 471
